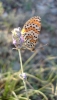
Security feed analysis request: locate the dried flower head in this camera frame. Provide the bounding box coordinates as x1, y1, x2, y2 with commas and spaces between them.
12, 27, 24, 49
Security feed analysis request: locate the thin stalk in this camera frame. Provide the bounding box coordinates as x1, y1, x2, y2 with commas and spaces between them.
12, 91, 19, 100
18, 49, 23, 73
18, 49, 29, 100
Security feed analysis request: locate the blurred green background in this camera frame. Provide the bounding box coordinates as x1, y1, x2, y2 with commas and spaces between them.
0, 0, 57, 100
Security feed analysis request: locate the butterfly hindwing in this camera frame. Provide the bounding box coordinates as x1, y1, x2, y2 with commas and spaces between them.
21, 16, 41, 51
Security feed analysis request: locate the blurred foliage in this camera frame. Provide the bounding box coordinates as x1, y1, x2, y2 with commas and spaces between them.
0, 0, 33, 12
0, 54, 57, 100
0, 2, 4, 15
0, 0, 57, 100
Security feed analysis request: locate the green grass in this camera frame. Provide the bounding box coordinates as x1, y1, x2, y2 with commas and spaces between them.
0, 50, 57, 100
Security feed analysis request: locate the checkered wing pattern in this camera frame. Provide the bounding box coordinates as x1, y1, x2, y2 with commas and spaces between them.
21, 16, 41, 51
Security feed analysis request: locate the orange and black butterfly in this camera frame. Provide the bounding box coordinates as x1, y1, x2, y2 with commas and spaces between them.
12, 16, 41, 51
21, 16, 41, 51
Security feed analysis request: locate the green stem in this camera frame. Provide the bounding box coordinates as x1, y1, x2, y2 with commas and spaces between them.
18, 49, 23, 73
18, 49, 29, 100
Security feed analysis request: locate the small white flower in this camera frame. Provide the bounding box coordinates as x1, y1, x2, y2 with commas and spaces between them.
19, 73, 27, 80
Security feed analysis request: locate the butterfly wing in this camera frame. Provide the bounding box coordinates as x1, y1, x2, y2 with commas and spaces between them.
21, 16, 41, 51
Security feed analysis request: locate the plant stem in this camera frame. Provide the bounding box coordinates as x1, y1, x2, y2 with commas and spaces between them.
18, 49, 29, 100
12, 91, 19, 100
18, 49, 23, 73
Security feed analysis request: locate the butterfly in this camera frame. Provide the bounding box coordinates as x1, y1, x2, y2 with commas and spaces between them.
21, 16, 41, 51
12, 16, 41, 51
